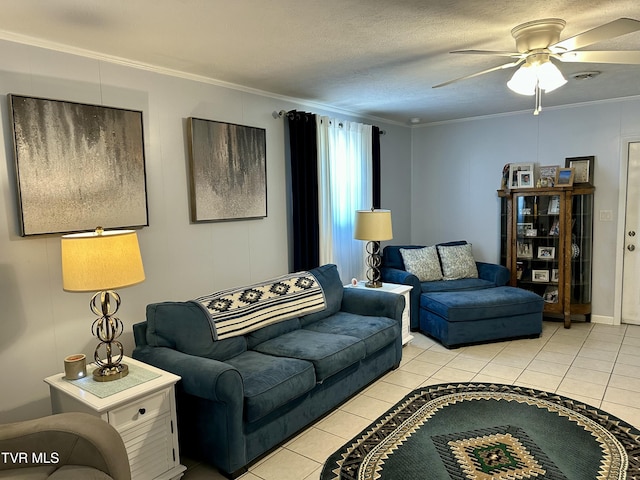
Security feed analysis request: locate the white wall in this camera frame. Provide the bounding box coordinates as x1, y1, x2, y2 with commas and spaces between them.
411, 98, 640, 324
0, 39, 412, 423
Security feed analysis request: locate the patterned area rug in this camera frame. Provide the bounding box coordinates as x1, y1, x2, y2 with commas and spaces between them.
321, 383, 640, 480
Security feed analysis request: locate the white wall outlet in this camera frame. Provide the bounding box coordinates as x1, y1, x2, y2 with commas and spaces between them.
599, 210, 613, 221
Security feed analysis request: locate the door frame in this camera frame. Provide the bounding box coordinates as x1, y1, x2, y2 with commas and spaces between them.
614, 136, 640, 325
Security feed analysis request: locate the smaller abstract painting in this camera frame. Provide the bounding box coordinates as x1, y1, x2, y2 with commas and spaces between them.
9, 95, 148, 236
187, 118, 267, 222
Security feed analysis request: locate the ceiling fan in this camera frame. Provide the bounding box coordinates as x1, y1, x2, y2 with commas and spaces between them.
434, 17, 640, 114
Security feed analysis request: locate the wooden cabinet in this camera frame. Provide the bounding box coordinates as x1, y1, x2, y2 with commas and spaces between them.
44, 356, 186, 480
499, 185, 594, 328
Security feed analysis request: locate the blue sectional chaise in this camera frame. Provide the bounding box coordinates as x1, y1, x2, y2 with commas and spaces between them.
381, 242, 543, 348
132, 264, 404, 478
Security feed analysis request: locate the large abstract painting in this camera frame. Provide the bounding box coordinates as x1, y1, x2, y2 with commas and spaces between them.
9, 95, 148, 236
187, 117, 267, 222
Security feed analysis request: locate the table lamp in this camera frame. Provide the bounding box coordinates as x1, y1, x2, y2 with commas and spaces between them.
354, 209, 393, 288
61, 227, 145, 381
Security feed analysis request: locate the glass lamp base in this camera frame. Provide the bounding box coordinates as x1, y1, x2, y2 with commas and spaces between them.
92, 363, 129, 382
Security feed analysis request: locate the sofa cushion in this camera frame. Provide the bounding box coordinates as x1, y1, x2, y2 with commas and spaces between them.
400, 246, 443, 281
421, 287, 543, 322
437, 243, 479, 280
382, 245, 425, 270
252, 330, 365, 382
421, 278, 495, 293
145, 302, 247, 361
246, 318, 301, 349
299, 264, 344, 326
304, 312, 399, 355
225, 350, 316, 423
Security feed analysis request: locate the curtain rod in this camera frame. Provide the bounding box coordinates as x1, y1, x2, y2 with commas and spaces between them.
272, 110, 386, 135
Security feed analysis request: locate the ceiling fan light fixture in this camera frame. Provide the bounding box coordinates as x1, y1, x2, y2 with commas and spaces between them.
537, 61, 567, 92
507, 64, 537, 95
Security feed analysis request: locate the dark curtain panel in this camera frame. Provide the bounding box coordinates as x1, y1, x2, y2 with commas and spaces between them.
372, 126, 382, 209
287, 111, 320, 271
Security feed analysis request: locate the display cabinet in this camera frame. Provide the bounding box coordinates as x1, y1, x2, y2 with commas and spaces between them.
499, 185, 594, 328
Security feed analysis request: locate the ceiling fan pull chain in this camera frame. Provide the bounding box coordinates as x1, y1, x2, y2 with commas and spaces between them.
534, 83, 542, 115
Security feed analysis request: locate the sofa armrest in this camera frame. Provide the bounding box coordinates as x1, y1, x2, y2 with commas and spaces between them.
341, 288, 405, 323
133, 346, 243, 403
476, 261, 510, 286
0, 412, 131, 480
381, 267, 421, 330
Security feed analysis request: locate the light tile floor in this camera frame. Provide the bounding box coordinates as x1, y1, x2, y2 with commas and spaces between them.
181, 321, 640, 479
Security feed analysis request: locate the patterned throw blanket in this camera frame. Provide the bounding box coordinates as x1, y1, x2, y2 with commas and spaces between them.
193, 271, 326, 340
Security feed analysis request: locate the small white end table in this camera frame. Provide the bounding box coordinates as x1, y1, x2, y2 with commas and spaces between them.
44, 355, 186, 480
348, 281, 413, 345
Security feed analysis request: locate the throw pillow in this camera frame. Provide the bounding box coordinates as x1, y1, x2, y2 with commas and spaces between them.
400, 246, 443, 281
437, 243, 479, 280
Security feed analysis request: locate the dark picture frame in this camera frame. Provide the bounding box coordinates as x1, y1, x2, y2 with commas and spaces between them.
565, 156, 594, 184
187, 117, 266, 222
9, 94, 148, 236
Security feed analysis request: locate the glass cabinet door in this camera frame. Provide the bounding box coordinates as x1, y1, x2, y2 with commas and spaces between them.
570, 193, 594, 307
514, 193, 563, 311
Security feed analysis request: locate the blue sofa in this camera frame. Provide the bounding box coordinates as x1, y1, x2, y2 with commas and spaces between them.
381, 242, 543, 348
132, 264, 404, 478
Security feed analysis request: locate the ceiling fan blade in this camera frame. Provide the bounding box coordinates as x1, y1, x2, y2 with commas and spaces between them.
550, 18, 640, 53
558, 50, 640, 64
451, 49, 522, 58
433, 60, 523, 88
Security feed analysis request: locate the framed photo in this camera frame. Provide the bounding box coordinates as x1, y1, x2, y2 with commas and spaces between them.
551, 268, 559, 282
517, 222, 533, 236
525, 228, 537, 237
547, 195, 560, 214
537, 246, 555, 260
556, 168, 574, 187
538, 165, 558, 187
508, 163, 534, 189
532, 270, 550, 283
565, 156, 594, 184
517, 170, 533, 188
543, 286, 559, 303
9, 94, 148, 236
517, 240, 533, 259
187, 117, 267, 222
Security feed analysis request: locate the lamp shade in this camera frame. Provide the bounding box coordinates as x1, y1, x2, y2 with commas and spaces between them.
354, 209, 393, 241
61, 229, 145, 292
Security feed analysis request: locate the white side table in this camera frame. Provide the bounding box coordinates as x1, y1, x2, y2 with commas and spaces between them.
44, 355, 186, 480
348, 281, 413, 345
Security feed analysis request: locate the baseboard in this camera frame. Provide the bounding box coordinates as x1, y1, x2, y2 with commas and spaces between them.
591, 314, 616, 325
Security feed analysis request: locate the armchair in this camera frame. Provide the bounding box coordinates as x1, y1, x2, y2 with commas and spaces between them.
0, 412, 131, 480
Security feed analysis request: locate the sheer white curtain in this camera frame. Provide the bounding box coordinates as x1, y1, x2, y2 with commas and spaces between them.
317, 116, 373, 281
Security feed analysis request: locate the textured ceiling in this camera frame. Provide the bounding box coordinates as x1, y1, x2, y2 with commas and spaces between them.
1, 0, 640, 124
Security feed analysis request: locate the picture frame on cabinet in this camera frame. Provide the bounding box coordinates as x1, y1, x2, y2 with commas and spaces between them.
565, 156, 594, 184
532, 270, 550, 282
508, 163, 534, 189
517, 170, 534, 188
538, 165, 558, 187
537, 246, 555, 260
543, 285, 558, 302
556, 168, 575, 187
517, 240, 533, 259
551, 268, 559, 282
517, 222, 533, 236
547, 195, 560, 214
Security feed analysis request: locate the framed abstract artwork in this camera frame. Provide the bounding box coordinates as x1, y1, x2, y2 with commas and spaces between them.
9, 95, 148, 236
187, 117, 267, 222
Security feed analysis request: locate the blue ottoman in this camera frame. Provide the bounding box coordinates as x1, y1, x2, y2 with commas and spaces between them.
419, 286, 543, 348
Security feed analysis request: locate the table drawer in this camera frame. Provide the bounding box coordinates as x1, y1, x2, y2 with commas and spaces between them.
108, 389, 170, 432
